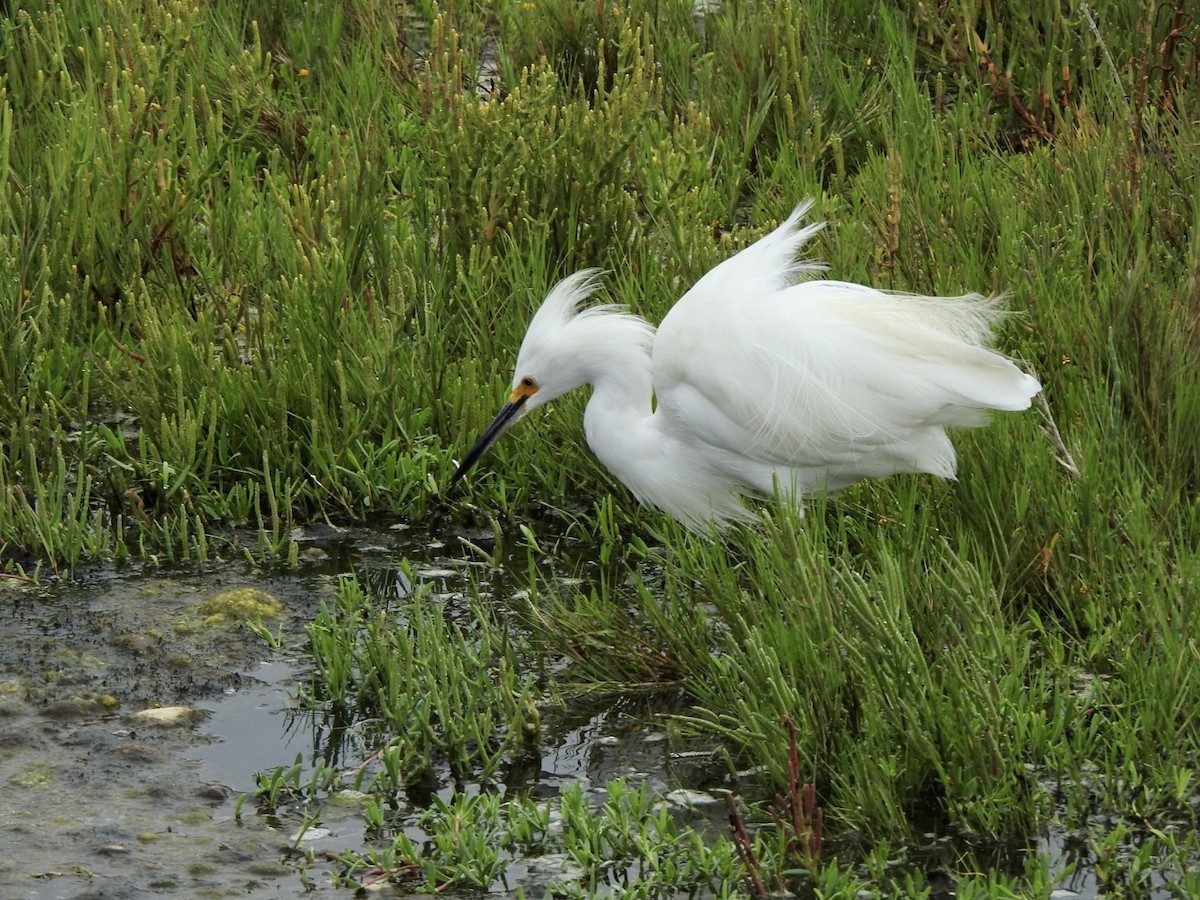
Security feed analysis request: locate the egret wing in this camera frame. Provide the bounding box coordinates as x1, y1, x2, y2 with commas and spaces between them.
653, 279, 1036, 479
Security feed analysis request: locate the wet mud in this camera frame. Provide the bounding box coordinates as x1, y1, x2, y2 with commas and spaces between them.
0, 560, 330, 899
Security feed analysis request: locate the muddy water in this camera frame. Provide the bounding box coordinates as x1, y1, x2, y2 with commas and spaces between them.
0, 555, 328, 899
0, 525, 724, 898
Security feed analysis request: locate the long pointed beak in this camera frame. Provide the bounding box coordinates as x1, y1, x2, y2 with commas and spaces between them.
450, 395, 529, 486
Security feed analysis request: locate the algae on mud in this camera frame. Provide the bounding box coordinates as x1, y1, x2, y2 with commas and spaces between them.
0, 568, 318, 897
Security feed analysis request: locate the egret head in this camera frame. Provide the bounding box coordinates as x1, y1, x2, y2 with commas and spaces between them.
450, 270, 609, 486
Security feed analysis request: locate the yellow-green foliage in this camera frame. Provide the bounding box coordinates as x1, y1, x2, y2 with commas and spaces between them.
0, 0, 1197, 581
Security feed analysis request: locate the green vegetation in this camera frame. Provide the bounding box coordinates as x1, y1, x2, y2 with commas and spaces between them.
260, 526, 1197, 894
1, 0, 1196, 568
302, 573, 541, 783
4, 0, 1198, 895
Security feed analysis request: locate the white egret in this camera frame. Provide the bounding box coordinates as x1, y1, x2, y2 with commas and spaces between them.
451, 201, 1041, 527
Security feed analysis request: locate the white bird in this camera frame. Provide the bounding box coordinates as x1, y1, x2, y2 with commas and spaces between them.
451, 201, 1041, 527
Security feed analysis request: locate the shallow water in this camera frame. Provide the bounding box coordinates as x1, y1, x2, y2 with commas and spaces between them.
0, 561, 320, 898
0, 524, 720, 898
0, 522, 1144, 898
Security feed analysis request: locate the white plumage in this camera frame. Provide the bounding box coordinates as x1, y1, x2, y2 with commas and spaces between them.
452, 201, 1041, 527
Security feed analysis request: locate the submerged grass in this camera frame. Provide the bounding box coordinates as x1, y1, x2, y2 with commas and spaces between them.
300, 571, 542, 785
5, 0, 1200, 894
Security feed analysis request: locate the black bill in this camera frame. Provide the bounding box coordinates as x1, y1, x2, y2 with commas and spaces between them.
450, 396, 528, 486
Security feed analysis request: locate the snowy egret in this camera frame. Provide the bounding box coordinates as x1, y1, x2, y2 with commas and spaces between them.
451, 201, 1041, 527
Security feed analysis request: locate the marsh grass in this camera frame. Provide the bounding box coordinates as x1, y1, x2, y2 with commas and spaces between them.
4, 0, 1200, 893
300, 571, 541, 785
3, 0, 1197, 567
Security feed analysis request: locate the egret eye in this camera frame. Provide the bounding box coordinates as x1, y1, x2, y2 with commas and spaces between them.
520, 376, 537, 389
